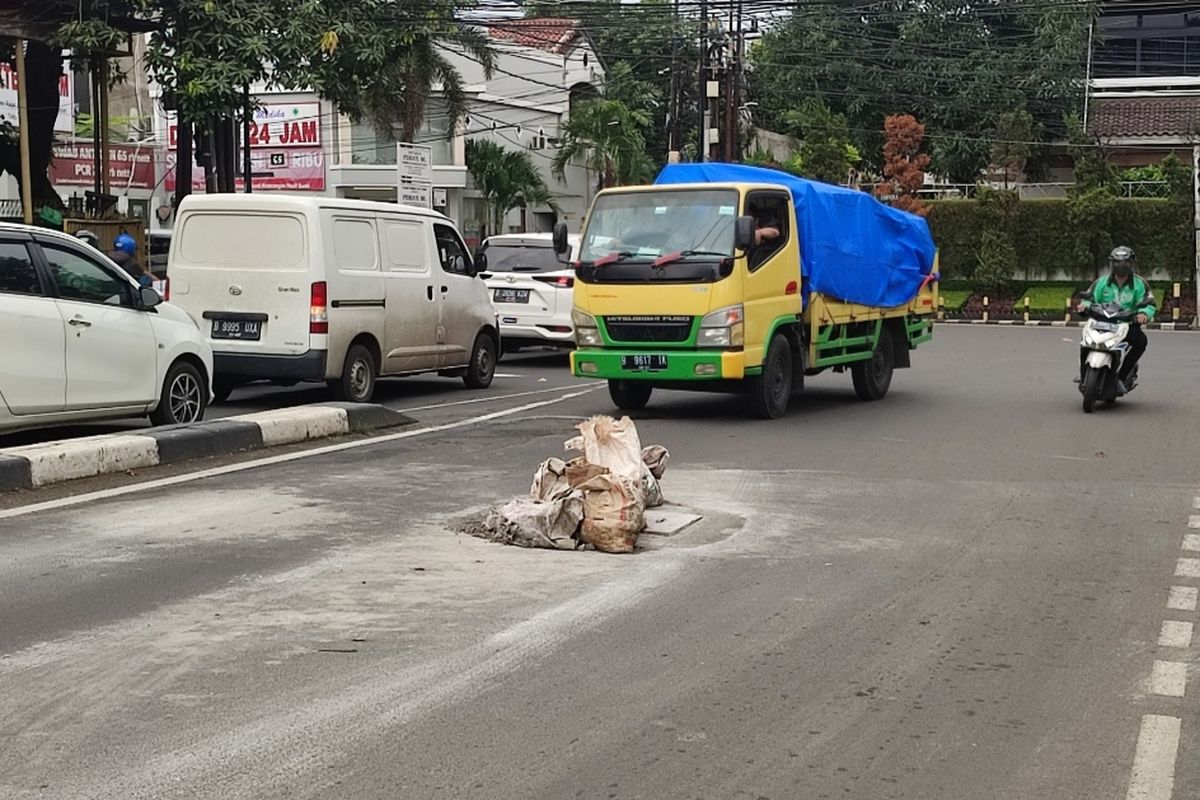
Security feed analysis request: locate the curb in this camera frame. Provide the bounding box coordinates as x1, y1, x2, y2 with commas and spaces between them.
936, 319, 1192, 331
0, 403, 415, 492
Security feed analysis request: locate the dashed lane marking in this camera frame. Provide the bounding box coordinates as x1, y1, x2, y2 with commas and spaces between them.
1126, 715, 1182, 800
1167, 587, 1198, 612
1149, 661, 1188, 698
1174, 558, 1200, 579
1158, 621, 1194, 649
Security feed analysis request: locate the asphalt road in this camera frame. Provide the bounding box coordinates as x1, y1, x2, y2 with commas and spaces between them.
3, 327, 1200, 800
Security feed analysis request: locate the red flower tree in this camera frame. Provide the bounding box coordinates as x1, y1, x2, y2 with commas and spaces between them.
875, 114, 931, 217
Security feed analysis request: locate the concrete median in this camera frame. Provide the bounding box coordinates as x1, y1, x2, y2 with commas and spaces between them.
0, 403, 415, 492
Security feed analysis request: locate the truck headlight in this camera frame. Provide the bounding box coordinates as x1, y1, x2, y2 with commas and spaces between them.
572, 308, 601, 347
698, 305, 744, 348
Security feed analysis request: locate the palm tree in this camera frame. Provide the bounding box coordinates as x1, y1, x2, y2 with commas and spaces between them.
552, 98, 652, 190
466, 139, 558, 236
363, 27, 495, 144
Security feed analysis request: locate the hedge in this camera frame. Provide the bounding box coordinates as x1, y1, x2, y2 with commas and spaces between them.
927, 198, 1193, 282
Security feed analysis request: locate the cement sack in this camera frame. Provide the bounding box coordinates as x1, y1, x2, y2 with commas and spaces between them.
567, 416, 664, 508
531, 457, 571, 501
577, 473, 646, 554
641, 445, 670, 480
486, 495, 584, 550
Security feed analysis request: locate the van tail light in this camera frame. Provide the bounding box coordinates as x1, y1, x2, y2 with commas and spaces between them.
534, 275, 574, 289
162, 278, 170, 301
310, 281, 328, 334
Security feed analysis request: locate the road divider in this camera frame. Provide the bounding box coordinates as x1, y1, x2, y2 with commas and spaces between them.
0, 402, 415, 492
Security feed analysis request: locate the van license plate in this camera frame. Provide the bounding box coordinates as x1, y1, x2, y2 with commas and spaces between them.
621, 354, 668, 372
494, 288, 530, 304
212, 320, 262, 340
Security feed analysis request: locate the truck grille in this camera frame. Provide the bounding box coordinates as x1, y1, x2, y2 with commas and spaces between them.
603, 315, 693, 343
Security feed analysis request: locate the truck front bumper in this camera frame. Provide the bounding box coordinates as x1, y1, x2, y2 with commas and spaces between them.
570, 349, 746, 381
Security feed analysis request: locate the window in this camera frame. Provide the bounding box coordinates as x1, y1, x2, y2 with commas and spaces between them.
0, 242, 43, 296
745, 192, 790, 271
383, 220, 428, 273
434, 224, 472, 275
179, 213, 305, 270
332, 218, 378, 271
41, 245, 131, 306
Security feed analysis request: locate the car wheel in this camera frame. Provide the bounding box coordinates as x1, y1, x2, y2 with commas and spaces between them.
150, 361, 208, 426
463, 333, 497, 389
333, 344, 377, 403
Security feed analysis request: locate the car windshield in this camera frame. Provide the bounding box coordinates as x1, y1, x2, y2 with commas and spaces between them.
478, 243, 563, 273
579, 189, 738, 262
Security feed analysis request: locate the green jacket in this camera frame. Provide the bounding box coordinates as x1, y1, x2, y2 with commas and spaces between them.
1080, 273, 1156, 322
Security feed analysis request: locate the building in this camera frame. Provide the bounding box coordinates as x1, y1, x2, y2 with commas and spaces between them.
328, 18, 604, 247
1087, 3, 1200, 167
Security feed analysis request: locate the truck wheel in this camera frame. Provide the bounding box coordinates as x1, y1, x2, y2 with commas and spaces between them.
463, 333, 497, 389
333, 344, 377, 403
608, 380, 652, 411
851, 327, 895, 401
748, 334, 793, 419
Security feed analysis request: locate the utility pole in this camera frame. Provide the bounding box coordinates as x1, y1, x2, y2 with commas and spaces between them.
698, 0, 708, 162
668, 0, 680, 162
14, 39, 32, 225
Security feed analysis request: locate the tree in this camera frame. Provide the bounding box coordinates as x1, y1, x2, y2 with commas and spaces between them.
1065, 114, 1118, 278
362, 25, 495, 144
552, 98, 651, 190
782, 96, 860, 185
973, 186, 1021, 290
750, 0, 1096, 182
0, 39, 64, 210
876, 114, 930, 217
466, 139, 557, 237
990, 110, 1034, 189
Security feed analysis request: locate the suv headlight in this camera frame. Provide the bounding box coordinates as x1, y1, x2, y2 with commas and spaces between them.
572, 308, 601, 347
698, 305, 744, 348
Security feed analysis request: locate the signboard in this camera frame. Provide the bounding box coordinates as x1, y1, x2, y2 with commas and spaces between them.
399, 184, 432, 209
166, 146, 325, 192
164, 101, 325, 192
51, 142, 155, 189
0, 60, 74, 134
398, 143, 433, 183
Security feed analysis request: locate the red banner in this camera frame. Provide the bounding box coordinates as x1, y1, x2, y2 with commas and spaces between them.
51, 142, 156, 190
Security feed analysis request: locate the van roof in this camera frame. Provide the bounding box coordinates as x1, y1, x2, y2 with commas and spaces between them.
483, 232, 580, 246
176, 193, 452, 223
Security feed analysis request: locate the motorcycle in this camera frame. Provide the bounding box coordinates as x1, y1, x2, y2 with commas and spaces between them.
1077, 301, 1138, 413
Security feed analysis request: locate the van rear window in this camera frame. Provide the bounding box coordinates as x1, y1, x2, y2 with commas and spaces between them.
179, 213, 305, 269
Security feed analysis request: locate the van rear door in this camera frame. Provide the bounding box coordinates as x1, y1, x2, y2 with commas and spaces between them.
171, 211, 314, 357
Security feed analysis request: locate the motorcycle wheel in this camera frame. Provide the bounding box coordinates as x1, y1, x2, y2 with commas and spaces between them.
1082, 367, 1102, 414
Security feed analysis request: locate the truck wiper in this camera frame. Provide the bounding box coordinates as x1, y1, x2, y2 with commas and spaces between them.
592, 251, 638, 268
653, 249, 730, 267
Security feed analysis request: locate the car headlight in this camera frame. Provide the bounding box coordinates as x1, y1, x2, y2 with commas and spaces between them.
572, 308, 601, 347
698, 305, 744, 348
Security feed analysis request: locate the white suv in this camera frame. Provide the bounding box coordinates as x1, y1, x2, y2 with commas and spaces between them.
0, 223, 213, 433
477, 233, 579, 354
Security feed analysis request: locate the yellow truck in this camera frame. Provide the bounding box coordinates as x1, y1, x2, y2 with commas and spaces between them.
554, 164, 939, 419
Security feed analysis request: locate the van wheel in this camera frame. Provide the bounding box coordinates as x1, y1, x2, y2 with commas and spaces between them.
333, 344, 377, 403
150, 361, 208, 426
851, 327, 894, 401
747, 334, 793, 419
463, 334, 497, 389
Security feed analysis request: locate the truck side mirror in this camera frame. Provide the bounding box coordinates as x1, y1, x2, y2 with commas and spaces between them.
734, 216, 756, 251
552, 222, 570, 256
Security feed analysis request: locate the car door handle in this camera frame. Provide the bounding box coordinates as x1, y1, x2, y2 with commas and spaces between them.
427, 286, 434, 301
68, 316, 92, 328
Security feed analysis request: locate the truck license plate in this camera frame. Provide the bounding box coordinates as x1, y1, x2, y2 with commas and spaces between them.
211, 319, 262, 340
622, 354, 668, 372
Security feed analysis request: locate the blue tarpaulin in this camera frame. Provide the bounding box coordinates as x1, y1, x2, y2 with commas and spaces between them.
654, 163, 937, 308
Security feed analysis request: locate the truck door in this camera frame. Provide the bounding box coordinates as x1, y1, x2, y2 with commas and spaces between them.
743, 190, 799, 366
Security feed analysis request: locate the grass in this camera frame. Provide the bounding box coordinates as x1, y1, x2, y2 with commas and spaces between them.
1012, 284, 1080, 313
939, 289, 971, 311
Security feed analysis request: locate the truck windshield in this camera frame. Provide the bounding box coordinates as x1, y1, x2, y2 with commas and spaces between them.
579, 189, 737, 270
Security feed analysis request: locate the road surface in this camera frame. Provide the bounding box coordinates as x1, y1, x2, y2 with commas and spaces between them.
3, 328, 1200, 800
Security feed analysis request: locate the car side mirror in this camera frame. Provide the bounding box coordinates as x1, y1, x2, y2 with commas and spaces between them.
473, 251, 487, 277
734, 216, 756, 251
140, 286, 163, 309
552, 222, 570, 256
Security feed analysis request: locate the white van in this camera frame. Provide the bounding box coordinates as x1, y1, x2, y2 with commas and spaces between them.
169, 195, 499, 403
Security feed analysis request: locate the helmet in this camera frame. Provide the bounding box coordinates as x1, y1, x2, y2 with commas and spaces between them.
1109, 245, 1135, 278
114, 233, 137, 256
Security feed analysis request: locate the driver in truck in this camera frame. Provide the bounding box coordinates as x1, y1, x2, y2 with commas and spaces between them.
1077, 245, 1156, 395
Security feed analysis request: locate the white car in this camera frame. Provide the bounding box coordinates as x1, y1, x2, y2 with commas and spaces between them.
477, 233, 580, 354
0, 223, 213, 433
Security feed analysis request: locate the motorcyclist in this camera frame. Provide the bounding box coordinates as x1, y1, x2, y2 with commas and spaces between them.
109, 232, 152, 287
1077, 245, 1156, 395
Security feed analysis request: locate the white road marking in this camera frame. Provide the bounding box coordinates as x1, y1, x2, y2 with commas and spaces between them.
1126, 715, 1181, 800
1174, 558, 1200, 579
1189, 515, 1200, 529
1149, 661, 1188, 697
396, 385, 579, 413
0, 386, 599, 521
1193, 497, 1200, 510
493, 373, 522, 378
1183, 534, 1200, 552
1167, 586, 1198, 612
1158, 621, 1194, 649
